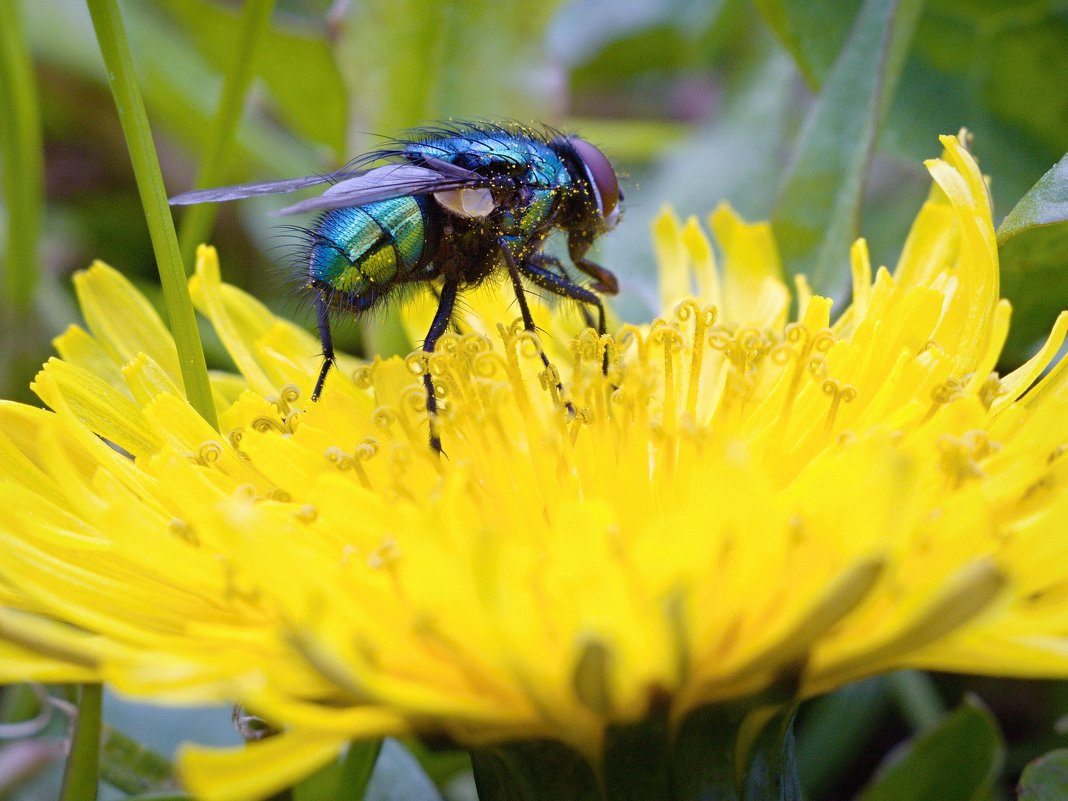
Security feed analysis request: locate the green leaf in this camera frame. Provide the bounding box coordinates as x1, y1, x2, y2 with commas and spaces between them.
770, 0, 924, 295
859, 696, 1004, 801
401, 738, 471, 787
296, 739, 435, 801
470, 744, 597, 801
159, 0, 347, 157
99, 725, 176, 794
998, 152, 1068, 244
673, 704, 801, 801
996, 153, 1068, 364
797, 677, 893, 798
470, 740, 600, 801
752, 0, 863, 86
1018, 749, 1068, 801
336, 740, 382, 800
886, 1, 1068, 216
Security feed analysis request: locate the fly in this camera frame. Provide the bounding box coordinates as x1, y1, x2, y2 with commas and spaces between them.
170, 122, 623, 452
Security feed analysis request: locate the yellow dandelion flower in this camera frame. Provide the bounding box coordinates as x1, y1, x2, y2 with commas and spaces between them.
2, 134, 1068, 800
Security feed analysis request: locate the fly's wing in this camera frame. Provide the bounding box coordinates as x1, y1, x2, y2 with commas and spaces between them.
274, 163, 487, 216
168, 170, 361, 206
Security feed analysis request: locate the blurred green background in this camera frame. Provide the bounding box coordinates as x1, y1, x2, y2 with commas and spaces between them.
3, 0, 1067, 406
2, 0, 1068, 799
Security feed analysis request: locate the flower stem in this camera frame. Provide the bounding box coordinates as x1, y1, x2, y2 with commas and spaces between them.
0, 0, 43, 311
85, 0, 218, 429
0, 0, 45, 401
887, 670, 945, 731
177, 0, 276, 268
59, 684, 103, 801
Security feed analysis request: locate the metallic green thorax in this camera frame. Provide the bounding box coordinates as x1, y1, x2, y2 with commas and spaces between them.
405, 129, 573, 252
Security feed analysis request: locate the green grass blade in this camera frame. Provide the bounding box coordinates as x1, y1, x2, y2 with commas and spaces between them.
0, 0, 46, 401
86, 0, 218, 429
59, 684, 103, 801
177, 0, 276, 267
0, 0, 43, 311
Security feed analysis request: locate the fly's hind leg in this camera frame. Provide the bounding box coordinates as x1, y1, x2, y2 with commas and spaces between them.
422, 276, 460, 454
312, 291, 336, 401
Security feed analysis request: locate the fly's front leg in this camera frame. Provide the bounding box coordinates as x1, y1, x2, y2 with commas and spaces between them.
568, 229, 619, 295
519, 255, 611, 375
528, 253, 596, 330
525, 253, 605, 337
499, 241, 575, 415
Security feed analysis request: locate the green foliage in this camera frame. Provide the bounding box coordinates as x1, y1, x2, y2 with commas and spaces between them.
797, 676, 894, 797
859, 696, 1004, 801
159, 0, 347, 158
770, 0, 924, 294
99, 726, 175, 795
752, 0, 864, 86
1018, 749, 1068, 800
997, 153, 1068, 362
888, 0, 1068, 214
172, 0, 278, 268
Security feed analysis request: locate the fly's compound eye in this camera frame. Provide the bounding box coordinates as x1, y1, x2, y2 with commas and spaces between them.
565, 137, 620, 222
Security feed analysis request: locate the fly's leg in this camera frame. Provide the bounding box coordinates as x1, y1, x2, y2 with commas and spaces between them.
312, 291, 336, 401
422, 276, 460, 454
568, 230, 619, 295
519, 256, 610, 375
499, 241, 575, 415
428, 283, 465, 335
528, 253, 597, 330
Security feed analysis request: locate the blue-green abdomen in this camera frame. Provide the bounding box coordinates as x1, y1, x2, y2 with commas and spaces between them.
309, 195, 434, 307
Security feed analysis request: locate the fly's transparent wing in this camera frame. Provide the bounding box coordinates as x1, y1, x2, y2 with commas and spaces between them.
168, 170, 359, 206
275, 164, 489, 216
